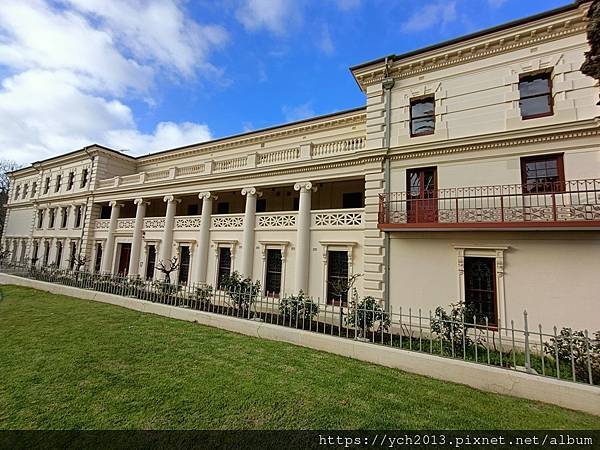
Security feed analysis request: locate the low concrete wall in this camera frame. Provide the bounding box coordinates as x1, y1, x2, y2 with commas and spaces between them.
1, 273, 599, 417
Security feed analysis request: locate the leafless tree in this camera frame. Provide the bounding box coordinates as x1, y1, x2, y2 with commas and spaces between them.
0, 160, 22, 238
69, 254, 88, 272
155, 256, 179, 283
581, 0, 600, 103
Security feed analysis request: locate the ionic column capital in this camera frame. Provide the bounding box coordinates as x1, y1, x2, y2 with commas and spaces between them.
241, 187, 262, 197
108, 201, 123, 208
163, 195, 181, 204
198, 192, 217, 201
134, 198, 150, 206
294, 181, 313, 192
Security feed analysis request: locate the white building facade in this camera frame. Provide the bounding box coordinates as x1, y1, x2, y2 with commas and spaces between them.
4, 1, 599, 330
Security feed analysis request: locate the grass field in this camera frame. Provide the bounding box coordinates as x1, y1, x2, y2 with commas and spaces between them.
0, 284, 598, 430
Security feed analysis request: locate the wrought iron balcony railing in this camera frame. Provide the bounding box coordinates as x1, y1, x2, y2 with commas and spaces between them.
379, 179, 600, 230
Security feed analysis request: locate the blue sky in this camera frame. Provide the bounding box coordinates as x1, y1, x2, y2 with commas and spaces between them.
0, 0, 572, 164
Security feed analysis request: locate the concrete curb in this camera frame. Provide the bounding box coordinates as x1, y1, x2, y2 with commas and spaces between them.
1, 273, 599, 417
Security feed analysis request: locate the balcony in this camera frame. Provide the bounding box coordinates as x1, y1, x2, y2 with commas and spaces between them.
93, 209, 365, 233
379, 179, 600, 230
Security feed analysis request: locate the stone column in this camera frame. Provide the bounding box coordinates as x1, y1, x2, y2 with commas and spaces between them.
195, 192, 215, 283
240, 187, 260, 278
100, 201, 121, 273
128, 198, 148, 277
294, 182, 312, 293
159, 195, 179, 278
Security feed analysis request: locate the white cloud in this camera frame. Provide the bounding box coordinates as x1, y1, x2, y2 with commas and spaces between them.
0, 0, 224, 164
317, 25, 335, 55
400, 1, 457, 33
282, 101, 315, 123
236, 0, 301, 35
334, 0, 361, 11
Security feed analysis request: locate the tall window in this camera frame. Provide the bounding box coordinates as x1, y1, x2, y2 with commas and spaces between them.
145, 245, 156, 280
37, 210, 44, 229
69, 241, 77, 270
327, 250, 349, 305
74, 205, 83, 228
519, 72, 553, 119
94, 243, 103, 273
43, 241, 50, 266
22, 184, 28, 199
410, 96, 435, 137
80, 168, 88, 188
55, 174, 62, 192
43, 177, 50, 194
32, 241, 39, 264
48, 208, 56, 228
67, 172, 74, 190
265, 249, 282, 297
217, 247, 232, 289
13, 185, 20, 200
55, 241, 63, 267
31, 182, 37, 197
521, 154, 564, 193
60, 208, 68, 228
464, 257, 497, 326
178, 246, 191, 285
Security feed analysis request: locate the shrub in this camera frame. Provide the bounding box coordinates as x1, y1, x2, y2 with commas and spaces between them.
345, 295, 390, 337
220, 271, 260, 309
278, 291, 319, 325
194, 284, 213, 304
430, 301, 477, 354
544, 328, 600, 383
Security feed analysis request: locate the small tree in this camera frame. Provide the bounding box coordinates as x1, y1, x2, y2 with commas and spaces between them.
155, 256, 179, 284
345, 295, 390, 338
279, 291, 319, 326
68, 254, 88, 272
430, 301, 477, 354
220, 271, 260, 310
544, 328, 600, 383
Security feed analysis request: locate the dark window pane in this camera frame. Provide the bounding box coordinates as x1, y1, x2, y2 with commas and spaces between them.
100, 205, 111, 219
411, 117, 435, 136
327, 251, 349, 305
519, 95, 552, 117
256, 198, 267, 213
520, 154, 564, 193
187, 204, 199, 215
464, 257, 497, 325
217, 202, 230, 214
217, 247, 232, 289
411, 99, 434, 118
342, 192, 363, 209
145, 245, 156, 280
265, 249, 282, 296
178, 246, 191, 285
519, 76, 550, 97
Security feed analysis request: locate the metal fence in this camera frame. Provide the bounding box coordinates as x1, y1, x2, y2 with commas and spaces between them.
1, 262, 598, 387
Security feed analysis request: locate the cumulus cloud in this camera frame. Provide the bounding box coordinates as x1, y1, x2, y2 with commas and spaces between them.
282, 101, 315, 123
236, 0, 302, 35
0, 0, 224, 164
400, 1, 457, 33
317, 25, 335, 55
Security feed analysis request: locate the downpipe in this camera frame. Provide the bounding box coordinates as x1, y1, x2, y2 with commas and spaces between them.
382, 74, 395, 311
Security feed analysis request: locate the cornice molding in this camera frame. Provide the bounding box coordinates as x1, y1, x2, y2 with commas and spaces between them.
389, 126, 600, 162
138, 113, 366, 165
354, 8, 587, 89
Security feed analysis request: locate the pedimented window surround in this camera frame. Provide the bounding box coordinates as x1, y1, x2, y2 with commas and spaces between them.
212, 240, 238, 287
454, 245, 508, 329
259, 241, 289, 297
320, 241, 357, 302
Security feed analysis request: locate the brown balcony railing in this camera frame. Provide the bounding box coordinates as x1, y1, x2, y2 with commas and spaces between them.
379, 179, 600, 229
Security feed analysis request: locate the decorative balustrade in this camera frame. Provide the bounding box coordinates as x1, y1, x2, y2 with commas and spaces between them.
379, 179, 600, 230
214, 156, 247, 172
211, 214, 244, 229
146, 169, 170, 181
120, 174, 141, 186
257, 147, 300, 166
311, 137, 365, 158
117, 218, 135, 230
176, 165, 205, 177
94, 219, 110, 230
143, 217, 166, 230
311, 209, 364, 228
256, 212, 297, 229
175, 216, 202, 229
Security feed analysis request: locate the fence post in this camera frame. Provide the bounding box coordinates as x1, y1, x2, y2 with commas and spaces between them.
523, 310, 532, 373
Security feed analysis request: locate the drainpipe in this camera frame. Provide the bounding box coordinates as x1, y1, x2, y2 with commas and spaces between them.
382, 62, 395, 310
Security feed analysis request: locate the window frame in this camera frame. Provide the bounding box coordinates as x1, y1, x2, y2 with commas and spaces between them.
519, 71, 554, 120
520, 153, 565, 194
55, 174, 62, 192
410, 95, 436, 137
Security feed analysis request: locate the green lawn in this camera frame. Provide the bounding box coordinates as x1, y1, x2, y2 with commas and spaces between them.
0, 285, 598, 430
